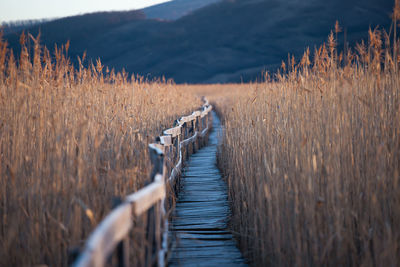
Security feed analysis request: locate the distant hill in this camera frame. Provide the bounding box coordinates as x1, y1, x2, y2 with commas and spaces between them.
1, 0, 220, 34
4, 0, 394, 83
1, 18, 54, 35
143, 0, 221, 20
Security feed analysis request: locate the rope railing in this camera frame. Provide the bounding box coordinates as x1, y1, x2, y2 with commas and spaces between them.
73, 98, 213, 267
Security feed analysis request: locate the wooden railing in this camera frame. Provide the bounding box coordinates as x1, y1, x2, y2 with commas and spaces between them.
73, 99, 213, 267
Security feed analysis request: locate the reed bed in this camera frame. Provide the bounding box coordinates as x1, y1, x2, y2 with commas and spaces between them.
215, 25, 400, 266
0, 32, 200, 266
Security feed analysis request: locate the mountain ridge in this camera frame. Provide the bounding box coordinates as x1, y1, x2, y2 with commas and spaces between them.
143, 0, 221, 20
3, 0, 394, 83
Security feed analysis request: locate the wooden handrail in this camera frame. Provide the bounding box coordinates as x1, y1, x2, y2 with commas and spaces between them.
73, 203, 132, 267
159, 135, 172, 146
163, 126, 181, 137
73, 98, 213, 267
125, 175, 165, 216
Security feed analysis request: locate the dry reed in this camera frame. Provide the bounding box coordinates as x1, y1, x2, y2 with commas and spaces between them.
0, 32, 200, 266
213, 23, 400, 266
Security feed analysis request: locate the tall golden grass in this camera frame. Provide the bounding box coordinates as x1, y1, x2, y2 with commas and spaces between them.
214, 23, 400, 266
1, 7, 400, 267
0, 32, 200, 266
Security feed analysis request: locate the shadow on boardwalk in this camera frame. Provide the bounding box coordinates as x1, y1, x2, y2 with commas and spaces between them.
169, 112, 247, 266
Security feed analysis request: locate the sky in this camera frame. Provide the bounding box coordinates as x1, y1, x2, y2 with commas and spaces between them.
0, 0, 171, 23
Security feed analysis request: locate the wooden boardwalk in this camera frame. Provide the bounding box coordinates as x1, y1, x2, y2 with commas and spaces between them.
169, 112, 247, 267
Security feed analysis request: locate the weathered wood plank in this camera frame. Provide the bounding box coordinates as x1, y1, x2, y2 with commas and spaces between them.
179, 113, 197, 123
125, 175, 165, 216
160, 135, 172, 146
192, 111, 201, 117
163, 126, 182, 137
74, 203, 132, 267
201, 106, 212, 117
169, 111, 247, 267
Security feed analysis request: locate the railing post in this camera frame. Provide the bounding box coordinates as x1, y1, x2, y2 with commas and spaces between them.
205, 111, 209, 132
181, 122, 188, 160
149, 148, 163, 182
193, 118, 196, 150
177, 131, 182, 191
155, 200, 162, 266
208, 109, 211, 128
112, 197, 130, 267
147, 144, 164, 266
158, 138, 168, 267
196, 116, 200, 151
172, 136, 177, 177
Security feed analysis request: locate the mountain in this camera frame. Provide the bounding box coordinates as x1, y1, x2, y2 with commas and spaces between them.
3, 0, 394, 83
143, 0, 222, 20
1, 18, 54, 35
1, 0, 220, 34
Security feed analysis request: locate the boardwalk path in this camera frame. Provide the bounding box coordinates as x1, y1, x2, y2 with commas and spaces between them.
169, 112, 247, 266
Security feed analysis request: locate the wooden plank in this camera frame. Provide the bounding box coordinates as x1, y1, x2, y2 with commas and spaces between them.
192, 111, 201, 118
190, 113, 198, 120
160, 135, 172, 146
179, 113, 197, 123
74, 203, 132, 267
125, 175, 166, 216
179, 115, 190, 123
201, 106, 212, 117
170, 111, 247, 267
163, 126, 181, 137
